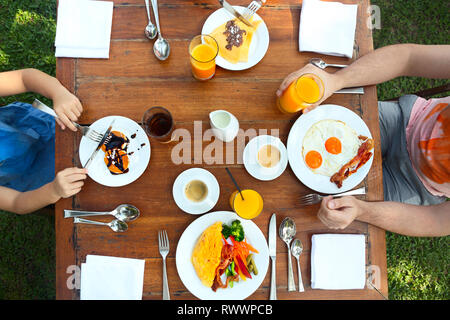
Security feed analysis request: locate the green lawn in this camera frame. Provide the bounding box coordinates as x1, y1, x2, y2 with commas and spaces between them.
0, 0, 449, 300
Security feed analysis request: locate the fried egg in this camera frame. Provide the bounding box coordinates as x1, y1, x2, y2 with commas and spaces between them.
302, 119, 361, 176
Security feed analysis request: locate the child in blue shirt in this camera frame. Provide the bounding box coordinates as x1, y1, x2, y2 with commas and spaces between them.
0, 68, 87, 214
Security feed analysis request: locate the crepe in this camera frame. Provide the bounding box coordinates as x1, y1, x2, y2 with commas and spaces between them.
207, 18, 261, 64
191, 222, 224, 288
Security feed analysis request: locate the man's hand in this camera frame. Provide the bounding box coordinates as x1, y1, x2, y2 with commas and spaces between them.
52, 88, 83, 131
317, 196, 365, 229
276, 63, 343, 113
51, 167, 88, 199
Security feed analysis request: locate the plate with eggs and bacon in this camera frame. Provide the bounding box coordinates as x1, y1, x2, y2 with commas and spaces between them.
287, 105, 374, 194
79, 115, 150, 187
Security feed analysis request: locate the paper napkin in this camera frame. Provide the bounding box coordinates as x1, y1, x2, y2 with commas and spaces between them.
80, 255, 145, 300
299, 0, 358, 58
55, 0, 114, 58
311, 233, 366, 290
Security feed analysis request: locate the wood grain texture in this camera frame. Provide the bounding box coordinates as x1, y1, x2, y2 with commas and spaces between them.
55, 0, 387, 300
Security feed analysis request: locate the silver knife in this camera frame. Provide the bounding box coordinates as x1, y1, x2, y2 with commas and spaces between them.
218, 0, 254, 28
268, 213, 277, 300
83, 120, 115, 169
335, 87, 365, 94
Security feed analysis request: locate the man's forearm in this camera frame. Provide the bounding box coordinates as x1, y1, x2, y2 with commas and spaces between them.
335, 44, 450, 89
357, 200, 450, 237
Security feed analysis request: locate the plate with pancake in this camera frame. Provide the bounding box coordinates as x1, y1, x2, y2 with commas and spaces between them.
176, 211, 269, 300
79, 115, 150, 187
287, 104, 374, 194
201, 6, 269, 71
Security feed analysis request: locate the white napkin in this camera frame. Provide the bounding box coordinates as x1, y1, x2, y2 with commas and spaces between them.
80, 255, 145, 300
299, 0, 358, 58
311, 234, 366, 290
55, 0, 114, 58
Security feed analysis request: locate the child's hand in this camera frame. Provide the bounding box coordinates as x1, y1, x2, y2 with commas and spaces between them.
52, 88, 83, 131
51, 167, 88, 199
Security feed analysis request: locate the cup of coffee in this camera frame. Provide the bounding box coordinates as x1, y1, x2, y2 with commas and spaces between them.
142, 106, 175, 143
257, 144, 281, 169
184, 179, 209, 203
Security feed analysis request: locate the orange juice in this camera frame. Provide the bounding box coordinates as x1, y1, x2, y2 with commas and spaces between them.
189, 35, 219, 81
230, 189, 263, 220
277, 73, 324, 113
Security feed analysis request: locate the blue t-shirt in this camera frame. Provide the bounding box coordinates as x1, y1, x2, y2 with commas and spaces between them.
0, 102, 55, 192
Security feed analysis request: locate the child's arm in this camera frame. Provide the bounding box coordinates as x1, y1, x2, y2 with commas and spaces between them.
0, 69, 83, 131
0, 168, 87, 215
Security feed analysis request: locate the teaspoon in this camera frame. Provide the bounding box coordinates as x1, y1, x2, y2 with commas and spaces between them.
291, 238, 305, 292
74, 217, 128, 232
144, 0, 157, 39
64, 204, 140, 222
310, 58, 348, 69
279, 217, 296, 291
151, 0, 170, 60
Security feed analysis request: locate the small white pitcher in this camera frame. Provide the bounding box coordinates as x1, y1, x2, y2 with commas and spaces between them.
209, 110, 239, 142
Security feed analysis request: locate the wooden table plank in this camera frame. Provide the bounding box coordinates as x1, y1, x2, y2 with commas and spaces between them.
55, 0, 388, 300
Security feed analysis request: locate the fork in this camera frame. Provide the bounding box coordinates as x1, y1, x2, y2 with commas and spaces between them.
32, 99, 105, 143
299, 186, 366, 206
242, 0, 266, 21
158, 230, 170, 300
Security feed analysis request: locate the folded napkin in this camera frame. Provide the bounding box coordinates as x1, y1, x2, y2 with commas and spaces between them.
55, 0, 114, 58
80, 255, 145, 300
311, 234, 366, 290
299, 0, 358, 58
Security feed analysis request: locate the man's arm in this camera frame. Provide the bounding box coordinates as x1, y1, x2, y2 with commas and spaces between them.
0, 69, 83, 131
277, 44, 450, 112
317, 196, 450, 237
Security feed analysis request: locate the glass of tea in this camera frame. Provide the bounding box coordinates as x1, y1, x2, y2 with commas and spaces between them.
189, 34, 219, 81
277, 73, 324, 113
142, 106, 175, 143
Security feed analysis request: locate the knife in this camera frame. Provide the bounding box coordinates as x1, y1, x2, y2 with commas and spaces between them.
268, 213, 277, 300
218, 0, 254, 28
83, 120, 115, 169
335, 87, 365, 94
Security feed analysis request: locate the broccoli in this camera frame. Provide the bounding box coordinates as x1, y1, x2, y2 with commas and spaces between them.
222, 220, 245, 242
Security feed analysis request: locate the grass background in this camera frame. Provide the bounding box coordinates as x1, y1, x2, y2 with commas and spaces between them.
0, 0, 449, 300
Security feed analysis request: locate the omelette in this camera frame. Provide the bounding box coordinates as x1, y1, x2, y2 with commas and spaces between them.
207, 17, 261, 64
191, 222, 224, 288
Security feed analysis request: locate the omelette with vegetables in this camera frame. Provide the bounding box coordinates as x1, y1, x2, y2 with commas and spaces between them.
191, 220, 259, 291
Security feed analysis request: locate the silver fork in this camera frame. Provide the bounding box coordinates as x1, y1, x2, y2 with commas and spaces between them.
299, 186, 366, 206
32, 99, 105, 143
242, 0, 265, 20
158, 230, 170, 300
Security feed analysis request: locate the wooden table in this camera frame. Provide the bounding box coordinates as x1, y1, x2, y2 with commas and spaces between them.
55, 0, 388, 300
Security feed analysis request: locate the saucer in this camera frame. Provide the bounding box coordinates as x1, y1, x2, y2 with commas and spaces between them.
172, 168, 220, 215
243, 135, 288, 181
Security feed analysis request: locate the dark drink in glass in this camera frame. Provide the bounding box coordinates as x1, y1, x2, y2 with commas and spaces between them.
142, 107, 175, 143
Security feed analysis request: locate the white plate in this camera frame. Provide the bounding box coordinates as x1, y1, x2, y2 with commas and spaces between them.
173, 168, 220, 215
201, 6, 269, 71
79, 116, 150, 187
243, 135, 288, 181
175, 211, 269, 300
287, 104, 374, 194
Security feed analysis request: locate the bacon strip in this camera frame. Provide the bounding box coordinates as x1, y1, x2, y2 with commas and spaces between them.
330, 138, 374, 188
211, 244, 234, 292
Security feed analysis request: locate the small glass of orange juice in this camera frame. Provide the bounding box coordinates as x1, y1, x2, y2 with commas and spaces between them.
277, 73, 324, 113
189, 35, 219, 81
229, 189, 263, 220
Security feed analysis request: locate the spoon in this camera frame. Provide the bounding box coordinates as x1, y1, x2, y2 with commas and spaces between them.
73, 217, 128, 232
144, 0, 157, 39
150, 0, 170, 60
279, 217, 296, 292
64, 204, 140, 222
291, 239, 305, 292
310, 58, 348, 69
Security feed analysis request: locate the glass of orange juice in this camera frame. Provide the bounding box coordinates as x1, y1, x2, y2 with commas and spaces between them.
229, 189, 263, 220
277, 73, 324, 113
189, 35, 219, 81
